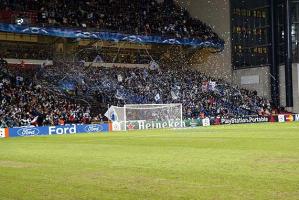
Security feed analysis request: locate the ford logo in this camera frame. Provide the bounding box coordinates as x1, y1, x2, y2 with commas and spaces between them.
85, 124, 103, 133
17, 128, 40, 136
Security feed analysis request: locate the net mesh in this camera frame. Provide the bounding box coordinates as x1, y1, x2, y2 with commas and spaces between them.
124, 104, 182, 122
108, 104, 183, 131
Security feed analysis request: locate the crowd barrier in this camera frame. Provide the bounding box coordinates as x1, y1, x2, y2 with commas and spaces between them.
0, 114, 298, 138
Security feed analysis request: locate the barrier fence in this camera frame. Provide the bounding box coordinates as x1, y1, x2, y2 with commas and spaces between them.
0, 114, 298, 138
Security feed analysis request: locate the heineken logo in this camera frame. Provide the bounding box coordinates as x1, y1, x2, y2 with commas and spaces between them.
126, 120, 185, 130
127, 123, 135, 130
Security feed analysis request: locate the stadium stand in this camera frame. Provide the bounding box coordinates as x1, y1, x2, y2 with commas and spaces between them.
42, 62, 273, 118
0, 56, 275, 128
0, 0, 222, 41
0, 0, 281, 128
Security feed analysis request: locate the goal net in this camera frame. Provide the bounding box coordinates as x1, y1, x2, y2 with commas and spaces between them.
105, 104, 183, 131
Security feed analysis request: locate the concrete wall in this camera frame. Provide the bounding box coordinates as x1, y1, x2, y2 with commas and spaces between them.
232, 67, 271, 99
279, 64, 299, 113
232, 64, 299, 112
176, 0, 232, 82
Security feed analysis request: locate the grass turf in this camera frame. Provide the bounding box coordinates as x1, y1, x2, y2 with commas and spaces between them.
0, 123, 299, 200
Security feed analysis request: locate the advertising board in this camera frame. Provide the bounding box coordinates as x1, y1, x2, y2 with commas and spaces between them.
8, 124, 110, 137
0, 128, 9, 138
220, 116, 269, 124
278, 115, 286, 123
126, 120, 185, 130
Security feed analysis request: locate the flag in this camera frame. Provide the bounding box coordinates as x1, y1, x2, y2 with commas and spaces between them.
155, 93, 160, 101
171, 91, 177, 100
171, 90, 179, 100
149, 60, 160, 70
115, 90, 124, 100
117, 74, 123, 82
104, 106, 118, 121
93, 55, 103, 63
209, 81, 217, 91
87, 12, 93, 19
17, 76, 23, 81
143, 68, 148, 79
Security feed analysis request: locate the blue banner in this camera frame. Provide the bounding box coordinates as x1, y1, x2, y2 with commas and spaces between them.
8, 124, 110, 137
9, 126, 50, 137
0, 23, 224, 49
76, 124, 109, 134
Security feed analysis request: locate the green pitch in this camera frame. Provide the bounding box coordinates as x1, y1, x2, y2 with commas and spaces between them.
1, 123, 299, 200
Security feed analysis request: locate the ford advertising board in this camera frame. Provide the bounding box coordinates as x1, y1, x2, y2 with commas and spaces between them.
9, 126, 50, 137
83, 124, 104, 133
8, 124, 110, 137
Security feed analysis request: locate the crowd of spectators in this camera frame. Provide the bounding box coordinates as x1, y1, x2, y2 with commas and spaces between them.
0, 0, 222, 41
39, 61, 273, 121
0, 64, 92, 128
0, 55, 280, 128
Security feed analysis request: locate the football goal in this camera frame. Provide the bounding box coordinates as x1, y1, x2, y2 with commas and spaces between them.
105, 104, 183, 131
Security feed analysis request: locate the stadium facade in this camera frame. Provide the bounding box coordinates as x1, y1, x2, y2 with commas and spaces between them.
177, 0, 299, 113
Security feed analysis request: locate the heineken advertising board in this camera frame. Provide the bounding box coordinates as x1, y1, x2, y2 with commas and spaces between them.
125, 118, 211, 130
126, 120, 185, 130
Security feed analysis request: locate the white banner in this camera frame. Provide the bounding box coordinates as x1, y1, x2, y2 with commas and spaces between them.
112, 122, 122, 131
202, 118, 211, 127
0, 128, 7, 138
278, 115, 285, 123
209, 81, 217, 91
117, 74, 123, 82
155, 93, 161, 101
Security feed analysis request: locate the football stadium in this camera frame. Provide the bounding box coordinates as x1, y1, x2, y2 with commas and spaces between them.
0, 0, 299, 199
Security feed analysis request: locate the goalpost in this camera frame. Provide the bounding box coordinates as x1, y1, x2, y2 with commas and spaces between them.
106, 104, 183, 131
